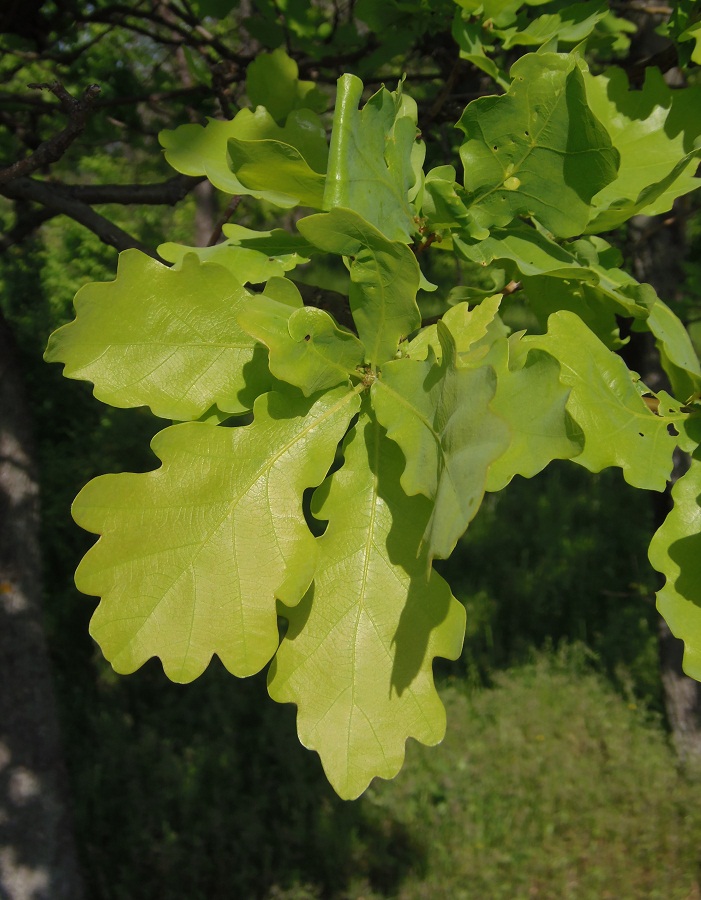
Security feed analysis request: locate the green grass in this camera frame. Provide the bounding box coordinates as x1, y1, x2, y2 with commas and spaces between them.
67, 648, 701, 899
348, 650, 701, 900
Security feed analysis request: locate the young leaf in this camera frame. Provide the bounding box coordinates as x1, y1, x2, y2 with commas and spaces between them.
44, 251, 270, 421
157, 240, 299, 285
298, 208, 422, 366
525, 311, 677, 490
238, 295, 366, 396
268, 410, 466, 799
372, 323, 510, 560
324, 73, 418, 242
649, 451, 701, 681
160, 107, 328, 207
457, 52, 619, 238
74, 385, 361, 683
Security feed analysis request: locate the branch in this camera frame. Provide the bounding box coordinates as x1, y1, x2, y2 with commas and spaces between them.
0, 207, 57, 252
56, 174, 204, 205
0, 177, 158, 258
0, 82, 101, 186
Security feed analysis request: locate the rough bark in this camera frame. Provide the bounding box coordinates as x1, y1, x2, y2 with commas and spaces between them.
0, 309, 84, 899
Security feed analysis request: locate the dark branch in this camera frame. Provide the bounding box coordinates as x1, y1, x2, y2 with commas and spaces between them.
54, 174, 204, 205
0, 82, 101, 185
0, 207, 57, 252
0, 177, 159, 258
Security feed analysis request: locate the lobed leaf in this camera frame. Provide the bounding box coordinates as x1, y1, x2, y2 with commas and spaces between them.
583, 66, 701, 232
44, 250, 270, 421
525, 311, 677, 490
298, 208, 422, 367
245, 48, 327, 123
238, 294, 366, 396
74, 385, 361, 683
268, 410, 466, 799
649, 449, 701, 681
160, 107, 328, 207
323, 74, 418, 242
372, 323, 510, 560
457, 52, 619, 238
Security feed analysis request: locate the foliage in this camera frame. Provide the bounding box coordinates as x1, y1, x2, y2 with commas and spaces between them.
35, 4, 701, 799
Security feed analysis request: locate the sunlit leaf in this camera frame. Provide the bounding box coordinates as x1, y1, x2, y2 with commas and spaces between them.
74, 386, 360, 682
269, 410, 466, 799
44, 251, 270, 420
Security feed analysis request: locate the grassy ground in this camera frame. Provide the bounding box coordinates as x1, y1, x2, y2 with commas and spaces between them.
273, 651, 701, 900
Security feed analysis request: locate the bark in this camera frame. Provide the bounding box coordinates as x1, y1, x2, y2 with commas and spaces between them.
0, 310, 84, 899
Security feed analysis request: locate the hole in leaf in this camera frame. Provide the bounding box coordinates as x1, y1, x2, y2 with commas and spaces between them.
668, 423, 679, 436
638, 432, 645, 437
304, 334, 311, 342
493, 145, 498, 151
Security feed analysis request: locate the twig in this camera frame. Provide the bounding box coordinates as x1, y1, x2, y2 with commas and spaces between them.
207, 195, 242, 246
0, 82, 101, 186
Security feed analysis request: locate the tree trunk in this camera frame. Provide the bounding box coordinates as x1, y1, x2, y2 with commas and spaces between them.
0, 309, 84, 899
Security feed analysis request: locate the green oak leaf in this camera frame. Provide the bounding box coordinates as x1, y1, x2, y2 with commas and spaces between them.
324, 73, 418, 242
44, 250, 270, 421
405, 295, 508, 364
74, 385, 361, 683
457, 52, 619, 238
298, 208, 422, 367
649, 452, 701, 681
372, 323, 510, 560
455, 225, 654, 347
268, 409, 466, 799
245, 48, 326, 123
484, 337, 583, 491
160, 107, 327, 207
157, 240, 299, 285
227, 135, 326, 209
637, 299, 701, 403
499, 1, 608, 49
583, 66, 701, 232
525, 311, 677, 490
238, 295, 366, 396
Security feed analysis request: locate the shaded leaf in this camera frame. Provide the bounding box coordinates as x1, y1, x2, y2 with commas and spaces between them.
74, 386, 361, 683
649, 451, 701, 681
298, 208, 422, 366
44, 251, 270, 420
269, 410, 466, 799
372, 323, 510, 560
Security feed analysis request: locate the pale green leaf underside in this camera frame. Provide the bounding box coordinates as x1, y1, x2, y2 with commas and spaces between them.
649, 455, 701, 681
44, 251, 269, 420
238, 295, 365, 396
458, 52, 619, 238
526, 311, 676, 490
324, 73, 417, 242
269, 411, 466, 800
372, 324, 510, 560
298, 208, 422, 367
74, 386, 360, 683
